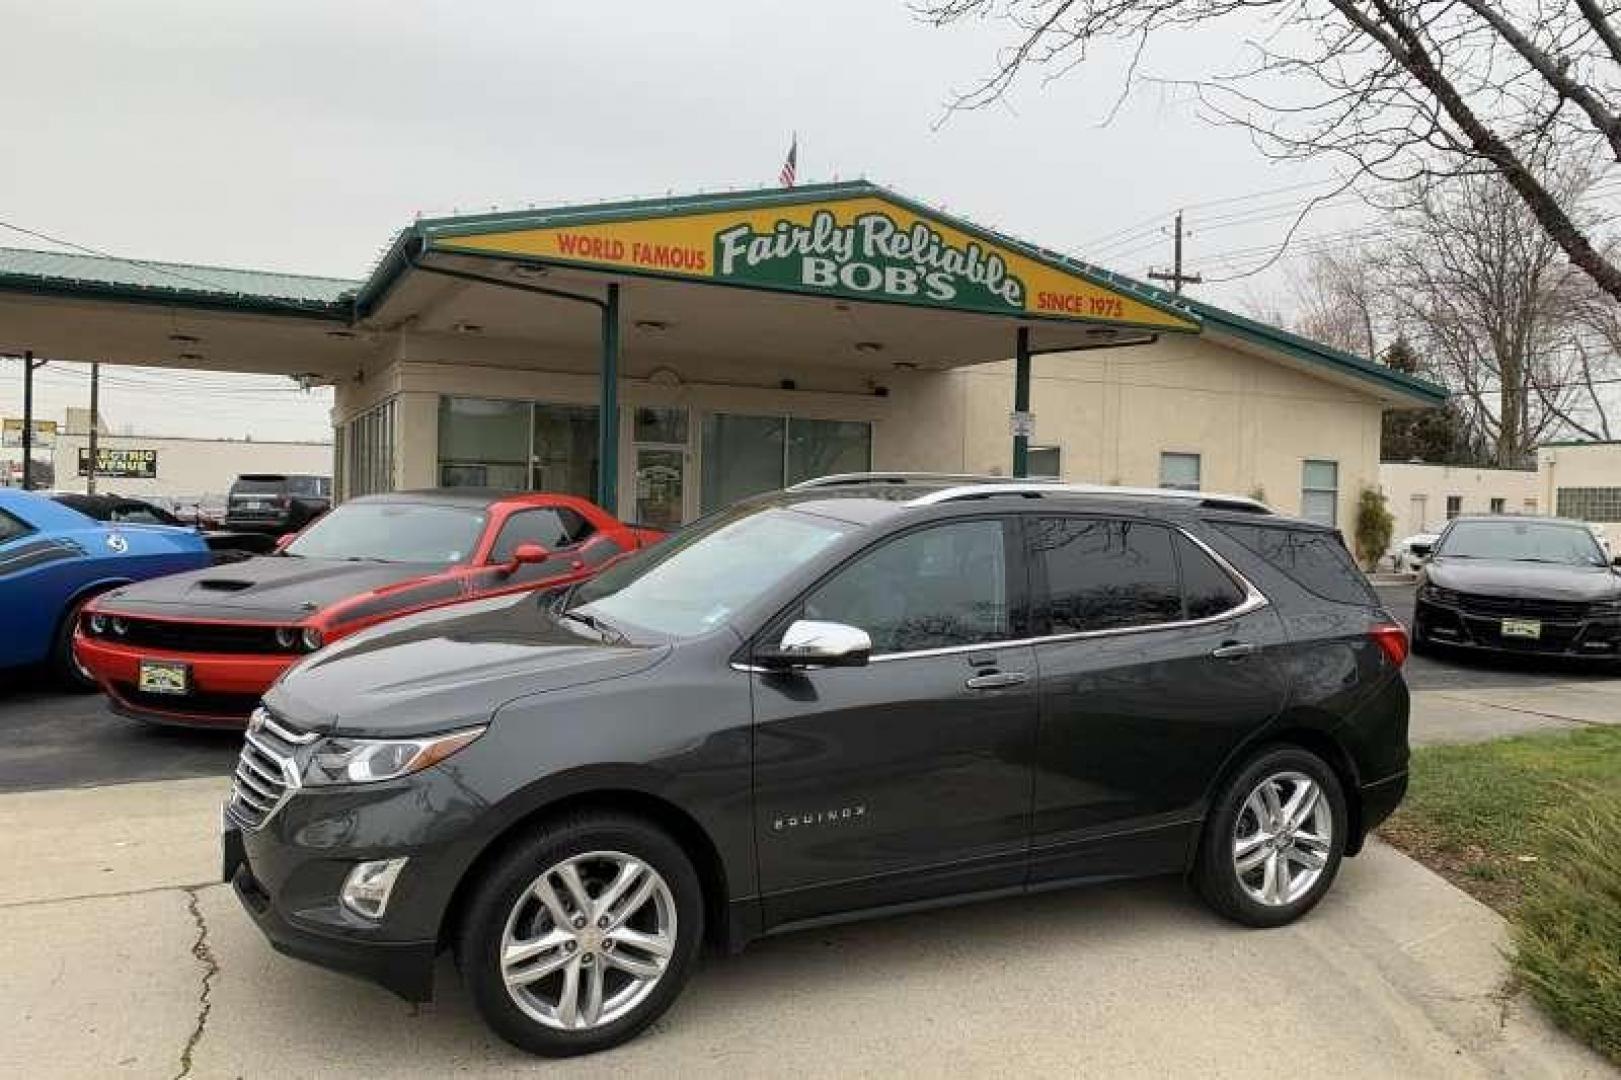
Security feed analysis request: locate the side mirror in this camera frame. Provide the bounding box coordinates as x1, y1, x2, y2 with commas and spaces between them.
757, 619, 872, 669
505, 542, 551, 573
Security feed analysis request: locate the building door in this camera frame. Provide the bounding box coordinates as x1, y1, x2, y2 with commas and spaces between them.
627, 406, 691, 529
1410, 494, 1427, 533
634, 447, 684, 531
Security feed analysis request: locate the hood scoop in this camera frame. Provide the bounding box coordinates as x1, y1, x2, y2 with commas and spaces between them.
194, 578, 256, 593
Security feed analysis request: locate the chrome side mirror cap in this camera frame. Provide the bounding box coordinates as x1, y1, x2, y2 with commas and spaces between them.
758, 619, 872, 669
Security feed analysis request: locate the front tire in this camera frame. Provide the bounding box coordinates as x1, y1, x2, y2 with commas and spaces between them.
1194, 747, 1348, 927
456, 812, 704, 1057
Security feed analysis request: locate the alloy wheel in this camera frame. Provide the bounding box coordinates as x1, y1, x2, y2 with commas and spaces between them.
499, 850, 677, 1031
1231, 771, 1334, 907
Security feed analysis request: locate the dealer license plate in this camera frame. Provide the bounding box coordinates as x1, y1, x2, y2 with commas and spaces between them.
1501, 619, 1543, 640
137, 659, 191, 695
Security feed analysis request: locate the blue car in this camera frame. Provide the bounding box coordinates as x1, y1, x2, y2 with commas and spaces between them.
0, 489, 211, 688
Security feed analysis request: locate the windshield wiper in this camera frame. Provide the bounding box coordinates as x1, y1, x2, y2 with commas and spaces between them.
559, 609, 627, 645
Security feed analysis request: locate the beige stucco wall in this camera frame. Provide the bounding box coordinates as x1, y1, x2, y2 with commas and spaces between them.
330, 327, 1398, 529
1537, 443, 1621, 529
950, 333, 1386, 530
44, 430, 332, 500
1377, 463, 1541, 539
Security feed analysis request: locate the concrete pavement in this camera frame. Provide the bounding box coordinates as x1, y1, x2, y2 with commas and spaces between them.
1410, 678, 1621, 745
2, 777, 1613, 1078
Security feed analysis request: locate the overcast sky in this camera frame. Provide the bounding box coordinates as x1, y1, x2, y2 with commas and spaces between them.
0, 0, 1370, 441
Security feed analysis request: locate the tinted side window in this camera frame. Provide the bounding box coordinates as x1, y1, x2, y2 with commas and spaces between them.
804, 519, 1009, 654
490, 509, 579, 561
1216, 523, 1375, 606
1177, 533, 1247, 618
0, 509, 33, 544
1031, 517, 1180, 634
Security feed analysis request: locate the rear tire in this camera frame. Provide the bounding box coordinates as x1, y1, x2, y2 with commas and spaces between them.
456, 812, 704, 1057
51, 592, 104, 692
1194, 746, 1348, 928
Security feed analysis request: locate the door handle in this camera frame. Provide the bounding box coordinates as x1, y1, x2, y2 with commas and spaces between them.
965, 671, 1029, 690
1211, 642, 1257, 660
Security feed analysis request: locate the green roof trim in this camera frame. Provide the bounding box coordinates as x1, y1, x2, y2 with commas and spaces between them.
0, 181, 1449, 407
0, 246, 359, 319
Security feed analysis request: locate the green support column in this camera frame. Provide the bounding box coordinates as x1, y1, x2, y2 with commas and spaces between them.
1012, 327, 1031, 478
597, 284, 620, 512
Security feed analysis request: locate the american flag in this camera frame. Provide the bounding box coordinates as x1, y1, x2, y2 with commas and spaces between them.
778, 135, 798, 188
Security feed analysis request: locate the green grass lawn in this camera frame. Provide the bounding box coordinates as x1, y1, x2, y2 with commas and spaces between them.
1380, 725, 1621, 1063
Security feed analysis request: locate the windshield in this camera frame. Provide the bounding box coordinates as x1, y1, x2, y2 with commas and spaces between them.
570, 505, 853, 638
1437, 520, 1607, 567
283, 501, 486, 563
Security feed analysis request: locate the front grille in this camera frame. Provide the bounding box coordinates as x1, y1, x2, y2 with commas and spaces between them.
1454, 594, 1596, 621
228, 709, 318, 829
92, 617, 295, 654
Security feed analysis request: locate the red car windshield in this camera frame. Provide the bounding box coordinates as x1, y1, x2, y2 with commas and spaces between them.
283, 502, 487, 564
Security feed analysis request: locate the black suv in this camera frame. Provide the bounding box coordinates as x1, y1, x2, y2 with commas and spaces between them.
222, 477, 1410, 1057
224, 473, 331, 534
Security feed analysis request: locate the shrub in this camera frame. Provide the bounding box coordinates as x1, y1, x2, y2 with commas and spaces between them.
1512, 789, 1621, 1065
1353, 487, 1394, 570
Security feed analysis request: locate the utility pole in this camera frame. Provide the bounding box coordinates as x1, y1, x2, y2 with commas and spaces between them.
87, 362, 100, 495
1148, 210, 1203, 294
20, 350, 47, 491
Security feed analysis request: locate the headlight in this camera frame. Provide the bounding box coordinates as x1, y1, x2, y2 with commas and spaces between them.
300, 627, 324, 652
1418, 584, 1458, 605
301, 726, 485, 786
110, 617, 128, 636
88, 613, 107, 635
275, 627, 299, 650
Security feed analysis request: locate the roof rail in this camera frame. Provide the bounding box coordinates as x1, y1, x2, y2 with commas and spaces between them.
907, 482, 1274, 514
786, 472, 1016, 490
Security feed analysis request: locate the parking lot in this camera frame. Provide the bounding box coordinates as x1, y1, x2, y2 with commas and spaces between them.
2, 581, 1618, 1077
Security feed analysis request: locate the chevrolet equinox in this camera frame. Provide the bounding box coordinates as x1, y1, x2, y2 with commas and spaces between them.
222, 476, 1411, 1056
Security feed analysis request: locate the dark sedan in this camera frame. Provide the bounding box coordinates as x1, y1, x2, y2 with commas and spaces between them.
1413, 515, 1621, 661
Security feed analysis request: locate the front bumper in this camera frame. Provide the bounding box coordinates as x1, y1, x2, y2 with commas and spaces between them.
75, 633, 291, 727
1414, 597, 1621, 658
226, 831, 437, 1002
222, 766, 492, 1002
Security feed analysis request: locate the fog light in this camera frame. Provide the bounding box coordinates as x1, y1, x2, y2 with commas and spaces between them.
340, 857, 408, 919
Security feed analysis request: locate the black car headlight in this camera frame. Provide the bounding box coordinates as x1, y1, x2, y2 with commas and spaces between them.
301, 726, 486, 787
1418, 583, 1459, 605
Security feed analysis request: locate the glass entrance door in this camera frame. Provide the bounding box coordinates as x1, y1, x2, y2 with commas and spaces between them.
635, 447, 685, 530
630, 407, 691, 530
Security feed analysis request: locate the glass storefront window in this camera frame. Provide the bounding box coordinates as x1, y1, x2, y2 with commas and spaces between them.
532, 404, 598, 498
634, 406, 688, 445
438, 397, 599, 498
701, 414, 785, 514
786, 418, 872, 486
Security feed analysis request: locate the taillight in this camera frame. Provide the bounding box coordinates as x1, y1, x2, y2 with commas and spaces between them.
1371, 622, 1409, 667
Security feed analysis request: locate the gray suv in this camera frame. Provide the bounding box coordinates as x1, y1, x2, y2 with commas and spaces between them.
222, 476, 1410, 1056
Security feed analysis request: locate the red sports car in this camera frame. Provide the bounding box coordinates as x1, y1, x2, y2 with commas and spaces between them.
74, 489, 662, 728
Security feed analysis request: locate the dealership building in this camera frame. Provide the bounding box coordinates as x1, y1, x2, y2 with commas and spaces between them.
0, 182, 1446, 529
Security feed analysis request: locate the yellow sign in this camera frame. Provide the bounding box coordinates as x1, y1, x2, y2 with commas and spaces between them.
2, 418, 57, 449
435, 194, 1197, 332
